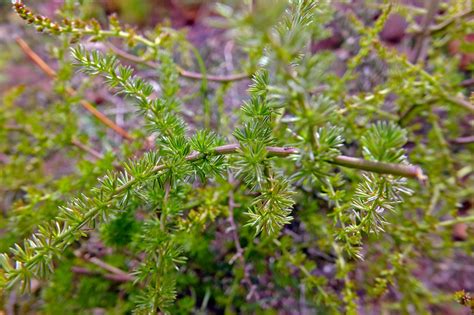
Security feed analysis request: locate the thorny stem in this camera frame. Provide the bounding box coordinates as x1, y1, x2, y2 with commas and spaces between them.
15, 37, 134, 140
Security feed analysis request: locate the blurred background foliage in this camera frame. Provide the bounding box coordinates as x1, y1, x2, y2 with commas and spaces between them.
0, 0, 473, 314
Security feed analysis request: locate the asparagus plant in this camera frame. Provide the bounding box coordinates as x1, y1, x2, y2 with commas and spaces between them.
1, 0, 473, 314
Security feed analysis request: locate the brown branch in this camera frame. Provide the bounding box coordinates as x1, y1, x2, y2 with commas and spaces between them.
15, 37, 134, 140
15, 38, 56, 78
107, 43, 250, 83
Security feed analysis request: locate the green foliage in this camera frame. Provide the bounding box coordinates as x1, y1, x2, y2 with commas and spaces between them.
1, 0, 474, 314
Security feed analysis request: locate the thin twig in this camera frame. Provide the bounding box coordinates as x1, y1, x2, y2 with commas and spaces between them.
107, 43, 249, 83
6, 291, 16, 315
178, 67, 249, 82
227, 172, 258, 300
8, 125, 114, 165
373, 40, 474, 114
71, 138, 104, 160
70, 141, 121, 172
4, 124, 35, 136
460, 78, 474, 88
437, 215, 474, 228
411, 0, 440, 63
445, 95, 474, 112
107, 43, 159, 68
87, 256, 134, 281
71, 266, 133, 283
15, 37, 134, 140
411, 9, 474, 36
227, 172, 244, 265
161, 181, 171, 230
75, 250, 135, 282
451, 135, 474, 144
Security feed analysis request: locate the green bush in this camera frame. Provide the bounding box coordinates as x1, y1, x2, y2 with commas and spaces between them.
1, 1, 473, 314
